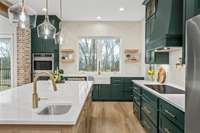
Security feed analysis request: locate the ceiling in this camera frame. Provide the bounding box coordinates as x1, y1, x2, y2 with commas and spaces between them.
8, 0, 145, 21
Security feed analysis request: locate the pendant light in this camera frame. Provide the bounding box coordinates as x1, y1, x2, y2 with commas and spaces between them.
37, 0, 56, 39
8, 0, 37, 29
54, 0, 64, 44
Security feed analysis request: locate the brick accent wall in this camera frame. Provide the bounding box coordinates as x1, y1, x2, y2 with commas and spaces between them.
16, 27, 31, 86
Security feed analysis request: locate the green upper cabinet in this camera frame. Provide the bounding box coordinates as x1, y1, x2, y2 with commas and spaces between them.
144, 0, 183, 50
31, 15, 61, 69
144, 0, 183, 64
145, 50, 169, 64
186, 0, 200, 20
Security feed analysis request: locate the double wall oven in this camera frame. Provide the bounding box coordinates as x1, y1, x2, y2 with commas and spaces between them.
32, 53, 54, 73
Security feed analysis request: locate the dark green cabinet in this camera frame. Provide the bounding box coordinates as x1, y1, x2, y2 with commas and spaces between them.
92, 84, 111, 101
159, 99, 184, 131
31, 15, 60, 70
159, 114, 183, 133
99, 84, 112, 100
144, 0, 183, 64
186, 0, 200, 20
132, 83, 184, 133
111, 83, 124, 100
145, 50, 169, 64
92, 77, 144, 101
92, 85, 99, 101
141, 111, 158, 133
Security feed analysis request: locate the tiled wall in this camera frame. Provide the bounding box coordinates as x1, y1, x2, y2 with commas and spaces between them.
145, 49, 186, 89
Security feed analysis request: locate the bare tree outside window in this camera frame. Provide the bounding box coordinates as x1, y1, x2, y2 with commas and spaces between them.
0, 38, 11, 91
79, 38, 97, 72
79, 37, 120, 72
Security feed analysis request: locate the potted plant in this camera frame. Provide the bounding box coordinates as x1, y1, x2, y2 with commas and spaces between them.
53, 68, 65, 83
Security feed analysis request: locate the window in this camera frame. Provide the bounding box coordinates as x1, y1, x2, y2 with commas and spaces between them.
79, 37, 120, 72
0, 37, 12, 91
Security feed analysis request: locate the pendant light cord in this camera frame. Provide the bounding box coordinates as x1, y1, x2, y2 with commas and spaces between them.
45, 0, 49, 20
60, 0, 62, 20
22, 0, 25, 12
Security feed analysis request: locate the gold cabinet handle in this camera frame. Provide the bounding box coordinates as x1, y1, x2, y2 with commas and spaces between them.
164, 109, 176, 118
164, 128, 171, 133
143, 106, 151, 114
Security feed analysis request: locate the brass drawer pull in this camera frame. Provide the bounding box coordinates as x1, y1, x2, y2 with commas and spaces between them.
143, 106, 151, 114
164, 128, 171, 133
164, 109, 176, 118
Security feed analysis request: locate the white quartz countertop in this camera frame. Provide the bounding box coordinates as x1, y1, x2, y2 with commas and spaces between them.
132, 80, 185, 112
63, 73, 144, 78
0, 81, 93, 125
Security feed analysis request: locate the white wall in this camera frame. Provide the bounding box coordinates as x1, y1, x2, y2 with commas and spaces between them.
60, 21, 145, 76
167, 50, 186, 88
0, 15, 17, 87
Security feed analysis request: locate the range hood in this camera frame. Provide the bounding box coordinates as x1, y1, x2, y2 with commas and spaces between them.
145, 0, 183, 51
154, 47, 182, 53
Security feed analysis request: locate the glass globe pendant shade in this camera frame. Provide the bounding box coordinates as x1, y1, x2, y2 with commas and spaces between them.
55, 31, 63, 45
37, 16, 56, 39
8, 1, 37, 29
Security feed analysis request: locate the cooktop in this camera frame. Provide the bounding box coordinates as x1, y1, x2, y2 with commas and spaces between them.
144, 84, 185, 94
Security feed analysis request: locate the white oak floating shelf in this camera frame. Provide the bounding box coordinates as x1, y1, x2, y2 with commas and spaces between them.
60, 48, 75, 64
125, 60, 139, 63
124, 48, 140, 63
61, 59, 74, 63
60, 48, 74, 52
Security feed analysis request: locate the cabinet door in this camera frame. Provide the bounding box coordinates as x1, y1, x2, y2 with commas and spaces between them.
124, 84, 133, 101
133, 103, 141, 120
99, 85, 112, 100
145, 20, 151, 50
111, 83, 124, 100
154, 52, 169, 64
186, 0, 200, 20
141, 111, 157, 133
159, 114, 183, 133
92, 85, 99, 100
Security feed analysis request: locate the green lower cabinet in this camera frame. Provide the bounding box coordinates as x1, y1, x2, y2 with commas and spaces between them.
92, 85, 99, 101
141, 97, 158, 126
133, 103, 141, 120
159, 99, 184, 131
124, 83, 134, 101
132, 84, 185, 133
141, 111, 158, 133
159, 114, 183, 133
111, 83, 124, 100
92, 77, 144, 101
99, 84, 112, 100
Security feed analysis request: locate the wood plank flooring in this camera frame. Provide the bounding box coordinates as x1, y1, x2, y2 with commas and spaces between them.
90, 102, 146, 133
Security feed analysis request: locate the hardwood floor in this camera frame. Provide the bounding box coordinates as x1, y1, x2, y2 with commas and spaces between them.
90, 102, 146, 133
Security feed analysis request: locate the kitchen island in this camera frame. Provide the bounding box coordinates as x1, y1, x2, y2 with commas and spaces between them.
0, 81, 93, 133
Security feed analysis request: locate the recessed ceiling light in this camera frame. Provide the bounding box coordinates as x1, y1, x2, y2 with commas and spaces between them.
42, 8, 47, 12
96, 16, 102, 20
119, 7, 125, 11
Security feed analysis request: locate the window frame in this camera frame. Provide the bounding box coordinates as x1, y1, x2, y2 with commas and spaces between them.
0, 34, 15, 89
78, 37, 121, 74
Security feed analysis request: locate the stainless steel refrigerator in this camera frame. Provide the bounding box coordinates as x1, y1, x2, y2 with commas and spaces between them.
186, 15, 200, 133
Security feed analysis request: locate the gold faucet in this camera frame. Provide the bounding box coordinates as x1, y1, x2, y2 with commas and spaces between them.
32, 71, 57, 109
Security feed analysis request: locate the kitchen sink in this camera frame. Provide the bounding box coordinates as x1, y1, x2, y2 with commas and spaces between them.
38, 104, 72, 115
